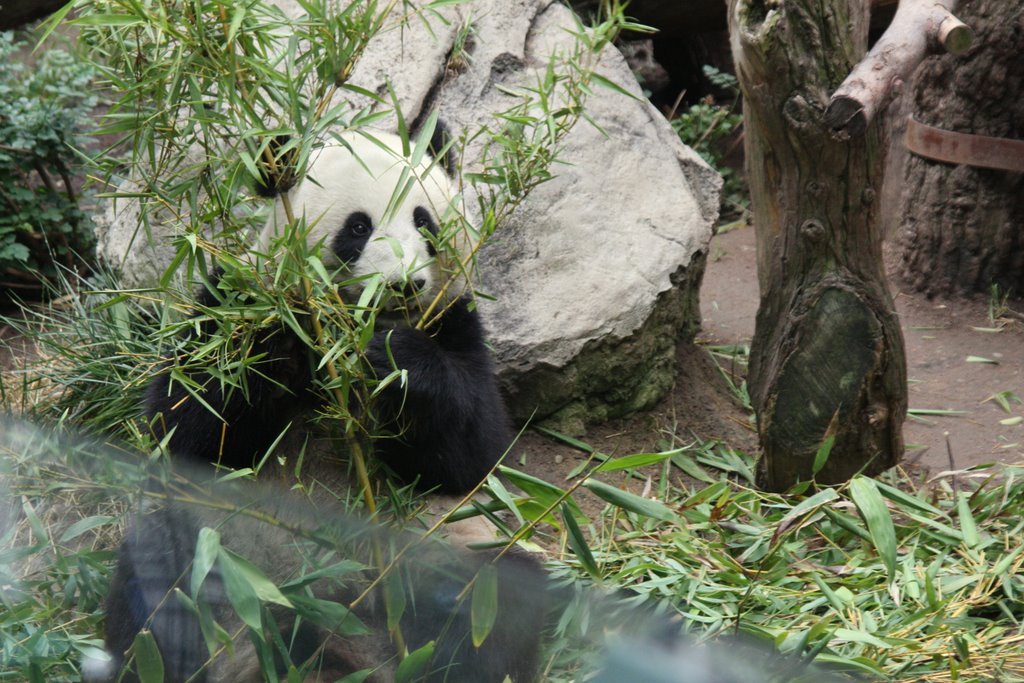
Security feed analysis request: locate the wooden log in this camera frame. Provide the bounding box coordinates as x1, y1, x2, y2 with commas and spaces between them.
729, 0, 908, 491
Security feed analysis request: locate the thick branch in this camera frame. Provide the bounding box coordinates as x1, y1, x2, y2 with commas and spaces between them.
825, 0, 972, 137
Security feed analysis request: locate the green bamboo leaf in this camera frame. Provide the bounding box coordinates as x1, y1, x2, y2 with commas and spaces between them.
395, 641, 434, 683
70, 13, 145, 26
582, 479, 676, 523
384, 568, 406, 632
59, 515, 115, 543
486, 474, 525, 526
810, 573, 846, 613
993, 544, 1024, 576
471, 564, 499, 647
681, 481, 729, 508
191, 527, 221, 598
670, 450, 717, 483
813, 654, 888, 677
411, 108, 440, 169
774, 488, 839, 540
305, 255, 333, 288
285, 594, 368, 636
594, 450, 676, 473
226, 4, 248, 45
533, 426, 594, 452
22, 499, 48, 547
956, 492, 980, 548
132, 630, 164, 683
833, 628, 892, 649
500, 466, 571, 513
848, 476, 898, 580
874, 480, 944, 517
590, 72, 642, 101
561, 502, 600, 579
218, 550, 280, 631
812, 410, 839, 475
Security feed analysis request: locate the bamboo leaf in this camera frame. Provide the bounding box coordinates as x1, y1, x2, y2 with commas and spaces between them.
471, 564, 499, 647
384, 568, 406, 632
594, 450, 676, 473
589, 72, 642, 101
812, 410, 840, 475
132, 630, 164, 683
395, 641, 434, 683
562, 502, 600, 579
218, 551, 267, 630
58, 515, 115, 543
191, 527, 221, 598
582, 479, 676, 523
956, 493, 980, 548
848, 476, 898, 580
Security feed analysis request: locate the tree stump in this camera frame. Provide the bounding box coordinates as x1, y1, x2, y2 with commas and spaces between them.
894, 1, 1024, 298
729, 0, 907, 491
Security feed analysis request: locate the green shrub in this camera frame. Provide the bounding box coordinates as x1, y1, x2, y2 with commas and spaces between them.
0, 31, 97, 297
672, 65, 746, 221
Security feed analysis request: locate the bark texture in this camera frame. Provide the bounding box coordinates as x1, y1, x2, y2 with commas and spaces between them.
729, 0, 907, 491
894, 1, 1024, 297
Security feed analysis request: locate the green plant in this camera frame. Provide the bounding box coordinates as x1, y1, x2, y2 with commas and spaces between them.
475, 431, 1024, 682
0, 31, 97, 297
672, 65, 746, 220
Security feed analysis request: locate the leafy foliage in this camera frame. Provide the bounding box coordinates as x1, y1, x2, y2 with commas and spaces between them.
477, 436, 1024, 682
671, 65, 746, 220
0, 31, 97, 294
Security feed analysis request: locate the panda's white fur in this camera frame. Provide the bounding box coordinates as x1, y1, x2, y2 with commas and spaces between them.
260, 131, 457, 299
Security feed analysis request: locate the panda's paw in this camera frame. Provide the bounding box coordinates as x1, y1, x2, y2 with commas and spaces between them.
365, 327, 428, 376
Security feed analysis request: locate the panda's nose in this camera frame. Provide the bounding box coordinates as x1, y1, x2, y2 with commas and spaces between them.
399, 278, 426, 298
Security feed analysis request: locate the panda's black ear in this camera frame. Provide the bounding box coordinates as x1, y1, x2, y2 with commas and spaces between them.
253, 134, 299, 198
423, 118, 456, 178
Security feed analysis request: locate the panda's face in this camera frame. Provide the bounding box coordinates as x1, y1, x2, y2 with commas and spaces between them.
260, 131, 455, 304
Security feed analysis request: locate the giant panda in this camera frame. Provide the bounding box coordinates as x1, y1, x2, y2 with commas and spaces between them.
144, 124, 511, 494
86, 124, 546, 683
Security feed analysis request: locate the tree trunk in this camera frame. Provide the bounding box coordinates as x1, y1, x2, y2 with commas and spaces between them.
729, 0, 907, 491
893, 1, 1024, 298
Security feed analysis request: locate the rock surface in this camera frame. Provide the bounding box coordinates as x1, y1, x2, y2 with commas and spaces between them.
95, 0, 720, 429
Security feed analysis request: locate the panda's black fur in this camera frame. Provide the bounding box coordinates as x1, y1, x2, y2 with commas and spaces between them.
144, 286, 510, 494
89, 123, 546, 683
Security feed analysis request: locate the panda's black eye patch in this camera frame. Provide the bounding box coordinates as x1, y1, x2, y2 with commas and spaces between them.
413, 206, 438, 257
333, 211, 374, 265
413, 207, 438, 235
346, 212, 373, 237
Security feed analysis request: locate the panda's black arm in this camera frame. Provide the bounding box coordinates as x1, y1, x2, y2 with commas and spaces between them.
146, 276, 312, 468
366, 297, 512, 494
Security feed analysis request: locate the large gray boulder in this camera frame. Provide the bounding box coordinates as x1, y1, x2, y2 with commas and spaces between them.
95, 0, 720, 429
